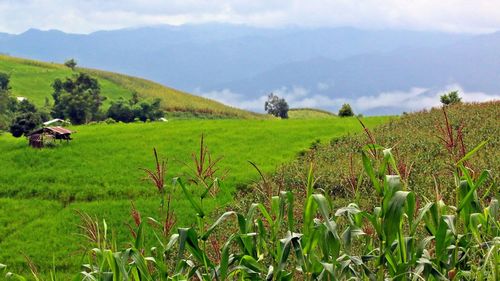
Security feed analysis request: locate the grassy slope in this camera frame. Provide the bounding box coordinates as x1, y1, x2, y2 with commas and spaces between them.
0, 116, 390, 273
269, 102, 499, 204
288, 108, 336, 119
0, 55, 259, 118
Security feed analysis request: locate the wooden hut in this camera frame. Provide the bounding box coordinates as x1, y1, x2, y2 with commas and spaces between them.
26, 126, 74, 148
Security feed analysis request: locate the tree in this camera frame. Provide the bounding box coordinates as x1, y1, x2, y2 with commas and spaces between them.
107, 99, 135, 123
130, 91, 140, 105
9, 112, 42, 137
338, 103, 354, 117
0, 72, 10, 91
0, 72, 15, 131
440, 91, 462, 105
51, 73, 106, 124
264, 93, 289, 119
16, 99, 37, 114
132, 98, 164, 122
64, 59, 77, 71
107, 94, 164, 123
8, 99, 47, 137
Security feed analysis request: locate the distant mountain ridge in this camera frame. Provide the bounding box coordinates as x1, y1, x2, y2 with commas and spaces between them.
1, 24, 499, 114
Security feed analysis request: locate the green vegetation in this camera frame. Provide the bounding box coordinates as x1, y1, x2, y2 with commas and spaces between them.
265, 93, 289, 119
63, 58, 77, 71
51, 72, 105, 124
338, 103, 354, 117
4, 138, 499, 280
0, 72, 15, 130
107, 93, 164, 123
441, 90, 462, 105
0, 116, 389, 275
1, 55, 496, 280
288, 108, 335, 119
0, 55, 259, 118
268, 102, 499, 204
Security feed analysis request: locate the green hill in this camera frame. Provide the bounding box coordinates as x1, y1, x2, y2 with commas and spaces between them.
288, 108, 336, 119
0, 55, 260, 119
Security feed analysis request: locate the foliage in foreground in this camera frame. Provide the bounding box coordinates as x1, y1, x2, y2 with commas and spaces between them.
272, 102, 499, 203
3, 138, 498, 280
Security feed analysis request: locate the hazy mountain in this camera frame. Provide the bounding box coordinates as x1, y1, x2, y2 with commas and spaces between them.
1, 24, 499, 114
0, 24, 467, 88
220, 31, 500, 97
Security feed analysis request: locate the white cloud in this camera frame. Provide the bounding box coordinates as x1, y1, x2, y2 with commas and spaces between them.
196, 84, 500, 114
352, 84, 500, 113
1, 1, 500, 33
316, 82, 330, 91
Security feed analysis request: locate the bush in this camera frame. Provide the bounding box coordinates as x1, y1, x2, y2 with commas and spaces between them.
104, 118, 117, 124
338, 103, 354, 117
107, 94, 164, 123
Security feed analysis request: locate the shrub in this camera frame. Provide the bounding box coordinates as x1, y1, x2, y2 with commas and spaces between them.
104, 117, 116, 124
107, 95, 164, 123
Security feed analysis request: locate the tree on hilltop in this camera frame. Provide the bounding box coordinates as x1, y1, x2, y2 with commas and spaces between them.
338, 103, 354, 117
64, 59, 77, 71
265, 93, 289, 119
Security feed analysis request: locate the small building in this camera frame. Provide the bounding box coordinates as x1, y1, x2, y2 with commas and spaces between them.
26, 126, 74, 148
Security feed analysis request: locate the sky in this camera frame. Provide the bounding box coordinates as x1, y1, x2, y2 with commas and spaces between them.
1, 0, 500, 34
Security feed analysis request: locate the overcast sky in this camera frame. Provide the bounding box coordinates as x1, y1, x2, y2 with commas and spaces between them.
1, 0, 500, 34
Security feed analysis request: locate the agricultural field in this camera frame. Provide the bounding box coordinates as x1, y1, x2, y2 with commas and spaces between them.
287, 108, 336, 119
0, 55, 257, 118
0, 116, 390, 275
265, 101, 499, 206
1, 55, 498, 280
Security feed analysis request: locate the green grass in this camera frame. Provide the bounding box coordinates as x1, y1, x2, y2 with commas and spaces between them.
0, 55, 131, 107
0, 55, 259, 118
0, 116, 390, 274
288, 108, 336, 119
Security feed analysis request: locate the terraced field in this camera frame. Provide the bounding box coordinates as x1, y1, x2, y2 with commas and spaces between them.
0, 116, 390, 274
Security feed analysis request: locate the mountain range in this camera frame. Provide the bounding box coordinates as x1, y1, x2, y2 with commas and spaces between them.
0, 24, 499, 114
